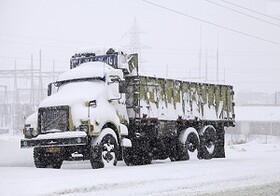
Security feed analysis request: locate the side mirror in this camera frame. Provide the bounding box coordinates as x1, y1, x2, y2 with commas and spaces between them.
119, 80, 126, 94
89, 100, 97, 108
47, 83, 58, 96
47, 83, 52, 96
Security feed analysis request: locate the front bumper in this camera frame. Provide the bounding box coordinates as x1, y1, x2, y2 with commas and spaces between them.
20, 131, 88, 148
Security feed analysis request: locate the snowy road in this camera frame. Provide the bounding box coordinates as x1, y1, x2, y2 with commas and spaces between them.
1, 136, 280, 195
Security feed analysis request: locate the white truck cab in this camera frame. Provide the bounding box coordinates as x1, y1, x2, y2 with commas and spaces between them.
21, 48, 135, 169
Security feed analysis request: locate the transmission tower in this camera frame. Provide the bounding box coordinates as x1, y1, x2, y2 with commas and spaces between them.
129, 18, 142, 53
124, 18, 146, 68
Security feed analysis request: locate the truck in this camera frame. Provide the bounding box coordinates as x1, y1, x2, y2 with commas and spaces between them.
21, 47, 235, 169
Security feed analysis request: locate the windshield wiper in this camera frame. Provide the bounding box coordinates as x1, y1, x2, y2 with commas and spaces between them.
55, 77, 105, 87
42, 113, 66, 131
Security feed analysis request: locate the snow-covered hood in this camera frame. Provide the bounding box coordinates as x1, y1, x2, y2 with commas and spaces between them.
40, 81, 105, 107
40, 62, 116, 107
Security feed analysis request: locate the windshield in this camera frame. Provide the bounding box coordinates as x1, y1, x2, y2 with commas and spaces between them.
40, 80, 105, 107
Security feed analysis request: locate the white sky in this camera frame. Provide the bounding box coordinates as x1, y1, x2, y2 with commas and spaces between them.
1, 0, 280, 93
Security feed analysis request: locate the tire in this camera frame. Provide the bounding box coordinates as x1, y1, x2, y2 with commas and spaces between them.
33, 147, 63, 169
123, 147, 134, 166
186, 132, 200, 153
199, 125, 217, 159
34, 148, 48, 168
123, 146, 152, 166
176, 127, 200, 161
90, 128, 118, 169
214, 128, 225, 158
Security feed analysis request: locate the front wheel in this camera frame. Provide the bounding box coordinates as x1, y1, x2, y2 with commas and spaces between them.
33, 147, 63, 169
90, 128, 119, 169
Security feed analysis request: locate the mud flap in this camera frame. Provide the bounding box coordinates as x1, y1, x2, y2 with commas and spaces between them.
214, 129, 225, 158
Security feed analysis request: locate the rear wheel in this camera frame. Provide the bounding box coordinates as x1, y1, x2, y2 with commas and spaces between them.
177, 127, 200, 161
198, 125, 217, 159
90, 128, 118, 169
123, 145, 152, 166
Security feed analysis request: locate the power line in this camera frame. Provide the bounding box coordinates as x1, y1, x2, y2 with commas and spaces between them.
141, 0, 280, 46
0, 33, 103, 46
0, 40, 76, 50
220, 0, 280, 22
204, 0, 280, 27
0, 55, 68, 63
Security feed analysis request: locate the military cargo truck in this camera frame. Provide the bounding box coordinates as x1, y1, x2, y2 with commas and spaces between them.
21, 48, 235, 169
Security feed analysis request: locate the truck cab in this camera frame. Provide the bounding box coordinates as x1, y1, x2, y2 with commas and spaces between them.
21, 48, 136, 169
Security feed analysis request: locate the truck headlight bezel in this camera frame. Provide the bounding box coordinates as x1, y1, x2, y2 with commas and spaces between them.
23, 128, 32, 138
78, 125, 88, 132
31, 128, 39, 137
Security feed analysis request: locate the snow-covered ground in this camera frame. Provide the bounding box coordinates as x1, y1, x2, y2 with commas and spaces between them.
1, 134, 280, 196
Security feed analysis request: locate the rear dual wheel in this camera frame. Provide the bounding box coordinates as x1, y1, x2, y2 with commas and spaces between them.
199, 125, 217, 159
176, 127, 200, 161
173, 126, 218, 161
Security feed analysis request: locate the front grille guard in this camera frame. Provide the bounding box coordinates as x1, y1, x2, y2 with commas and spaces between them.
38, 106, 70, 134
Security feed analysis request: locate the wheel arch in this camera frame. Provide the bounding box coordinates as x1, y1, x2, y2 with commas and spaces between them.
101, 121, 121, 145
179, 127, 200, 145
200, 124, 216, 136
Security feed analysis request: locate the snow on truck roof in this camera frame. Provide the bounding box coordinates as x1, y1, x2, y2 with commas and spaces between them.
57, 62, 112, 82
74, 46, 126, 56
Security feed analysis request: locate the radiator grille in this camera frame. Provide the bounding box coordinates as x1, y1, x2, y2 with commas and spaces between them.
38, 106, 69, 133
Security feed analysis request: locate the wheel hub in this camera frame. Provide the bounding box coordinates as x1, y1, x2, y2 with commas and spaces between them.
102, 143, 115, 164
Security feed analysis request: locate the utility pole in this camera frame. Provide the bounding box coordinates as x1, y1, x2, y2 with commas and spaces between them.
216, 34, 219, 83
199, 25, 202, 81
223, 67, 226, 83
53, 60, 55, 82
205, 49, 208, 81
12, 61, 18, 135
0, 85, 7, 128
30, 54, 35, 107
275, 92, 280, 105
166, 64, 169, 77
39, 49, 43, 102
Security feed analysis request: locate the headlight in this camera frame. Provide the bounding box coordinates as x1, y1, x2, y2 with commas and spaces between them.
23, 128, 32, 138
79, 125, 88, 132
31, 128, 39, 137
76, 137, 82, 144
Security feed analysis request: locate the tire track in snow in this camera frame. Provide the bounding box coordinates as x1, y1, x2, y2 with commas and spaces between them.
43, 178, 174, 196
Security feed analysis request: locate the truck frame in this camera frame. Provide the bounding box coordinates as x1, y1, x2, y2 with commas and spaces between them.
21, 48, 235, 169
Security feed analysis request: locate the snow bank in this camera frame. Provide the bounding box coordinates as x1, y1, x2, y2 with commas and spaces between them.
235, 106, 280, 122
1, 134, 280, 195
227, 139, 280, 153
0, 135, 33, 167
